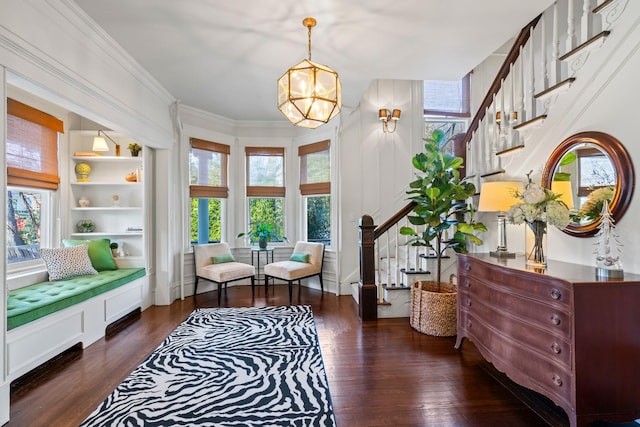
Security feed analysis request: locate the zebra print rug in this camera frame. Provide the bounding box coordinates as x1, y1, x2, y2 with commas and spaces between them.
81, 305, 337, 426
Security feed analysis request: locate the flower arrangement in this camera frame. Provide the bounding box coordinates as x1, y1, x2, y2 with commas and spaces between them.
507, 171, 571, 266
580, 186, 615, 222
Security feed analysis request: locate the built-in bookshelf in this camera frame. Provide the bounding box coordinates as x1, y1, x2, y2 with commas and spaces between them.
68, 131, 145, 268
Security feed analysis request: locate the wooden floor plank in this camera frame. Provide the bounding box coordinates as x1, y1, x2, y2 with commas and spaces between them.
7, 284, 625, 426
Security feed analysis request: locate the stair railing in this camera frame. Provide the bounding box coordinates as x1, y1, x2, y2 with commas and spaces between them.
466, 0, 622, 188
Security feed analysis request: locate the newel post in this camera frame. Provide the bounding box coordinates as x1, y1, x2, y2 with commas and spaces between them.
359, 215, 377, 321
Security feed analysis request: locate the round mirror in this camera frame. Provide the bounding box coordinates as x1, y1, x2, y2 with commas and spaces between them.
542, 131, 634, 237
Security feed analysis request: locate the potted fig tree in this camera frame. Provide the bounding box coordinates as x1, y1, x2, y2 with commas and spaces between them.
400, 130, 486, 336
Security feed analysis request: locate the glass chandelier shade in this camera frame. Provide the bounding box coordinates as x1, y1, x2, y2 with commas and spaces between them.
277, 18, 341, 129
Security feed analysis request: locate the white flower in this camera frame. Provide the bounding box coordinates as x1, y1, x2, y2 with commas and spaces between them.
522, 185, 546, 204
546, 200, 571, 228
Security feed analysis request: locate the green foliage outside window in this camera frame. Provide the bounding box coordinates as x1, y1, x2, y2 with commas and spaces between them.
7, 189, 42, 263
247, 198, 285, 242
307, 196, 330, 243
190, 198, 221, 243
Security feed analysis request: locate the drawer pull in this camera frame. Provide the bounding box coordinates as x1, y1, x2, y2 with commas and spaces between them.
466, 299, 472, 307
464, 263, 471, 271
550, 314, 561, 325
550, 288, 562, 300
464, 280, 471, 288
466, 320, 472, 328
552, 374, 563, 387
551, 343, 562, 354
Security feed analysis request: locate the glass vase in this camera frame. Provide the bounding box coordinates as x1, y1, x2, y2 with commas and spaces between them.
525, 220, 547, 268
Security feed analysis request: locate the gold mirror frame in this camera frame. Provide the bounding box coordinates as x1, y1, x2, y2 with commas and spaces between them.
542, 131, 634, 237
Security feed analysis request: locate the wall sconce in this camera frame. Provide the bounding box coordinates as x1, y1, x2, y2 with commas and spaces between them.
478, 181, 524, 258
496, 111, 518, 125
379, 108, 401, 133
92, 130, 121, 156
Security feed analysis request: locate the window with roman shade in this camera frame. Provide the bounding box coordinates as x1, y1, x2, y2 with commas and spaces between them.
7, 98, 64, 190
423, 74, 471, 118
189, 138, 229, 198
299, 140, 331, 245
299, 140, 330, 195
189, 138, 229, 244
245, 147, 285, 197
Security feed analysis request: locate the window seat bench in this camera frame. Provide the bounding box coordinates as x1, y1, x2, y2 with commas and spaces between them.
6, 268, 146, 382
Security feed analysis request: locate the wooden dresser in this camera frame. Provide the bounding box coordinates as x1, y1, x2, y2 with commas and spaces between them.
456, 253, 640, 427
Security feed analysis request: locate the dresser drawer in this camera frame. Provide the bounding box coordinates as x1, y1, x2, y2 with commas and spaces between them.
458, 275, 571, 339
458, 258, 571, 309
459, 309, 573, 409
458, 294, 572, 368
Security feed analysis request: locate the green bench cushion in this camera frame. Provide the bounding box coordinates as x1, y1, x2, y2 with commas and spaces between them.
7, 268, 146, 330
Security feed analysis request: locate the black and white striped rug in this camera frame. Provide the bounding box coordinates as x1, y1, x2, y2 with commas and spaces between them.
81, 305, 337, 426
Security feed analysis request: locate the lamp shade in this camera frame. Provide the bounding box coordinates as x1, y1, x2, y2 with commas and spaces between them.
92, 136, 109, 151
551, 180, 575, 210
478, 181, 524, 212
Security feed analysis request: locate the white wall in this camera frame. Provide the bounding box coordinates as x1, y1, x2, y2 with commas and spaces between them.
336, 79, 426, 292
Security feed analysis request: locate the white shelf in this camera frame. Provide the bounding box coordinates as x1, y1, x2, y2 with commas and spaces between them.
69, 232, 143, 237
71, 207, 142, 211
70, 182, 142, 186
72, 156, 141, 162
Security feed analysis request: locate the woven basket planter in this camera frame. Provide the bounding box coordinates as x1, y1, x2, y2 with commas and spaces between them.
410, 279, 457, 337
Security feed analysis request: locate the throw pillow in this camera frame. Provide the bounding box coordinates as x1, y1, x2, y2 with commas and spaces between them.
212, 254, 235, 264
290, 253, 310, 263
62, 238, 118, 271
40, 245, 98, 281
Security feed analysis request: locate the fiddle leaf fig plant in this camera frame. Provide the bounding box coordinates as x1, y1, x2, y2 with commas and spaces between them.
400, 130, 487, 288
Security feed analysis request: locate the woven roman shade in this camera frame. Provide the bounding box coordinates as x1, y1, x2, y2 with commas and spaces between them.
7, 98, 64, 190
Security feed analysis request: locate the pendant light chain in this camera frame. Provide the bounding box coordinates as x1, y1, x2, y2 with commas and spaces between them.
307, 25, 312, 60
303, 17, 316, 61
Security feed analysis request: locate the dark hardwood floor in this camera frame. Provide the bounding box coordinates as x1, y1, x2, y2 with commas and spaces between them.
7, 284, 631, 427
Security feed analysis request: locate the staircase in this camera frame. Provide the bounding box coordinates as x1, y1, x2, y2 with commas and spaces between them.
357, 0, 633, 321
465, 0, 629, 187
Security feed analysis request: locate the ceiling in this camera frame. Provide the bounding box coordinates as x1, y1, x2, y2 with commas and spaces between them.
74, 1, 553, 123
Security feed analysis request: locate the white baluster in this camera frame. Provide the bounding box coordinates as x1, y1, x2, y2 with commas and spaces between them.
482, 112, 489, 167
540, 12, 549, 91
509, 66, 518, 146
581, 0, 594, 43
552, 1, 562, 85
395, 223, 400, 287
414, 233, 419, 271
499, 81, 507, 151
386, 232, 391, 289
567, 0, 576, 52
518, 47, 525, 120
404, 218, 410, 273
529, 28, 537, 118
492, 93, 499, 154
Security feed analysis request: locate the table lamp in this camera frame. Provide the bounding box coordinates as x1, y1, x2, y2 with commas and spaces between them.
478, 181, 524, 258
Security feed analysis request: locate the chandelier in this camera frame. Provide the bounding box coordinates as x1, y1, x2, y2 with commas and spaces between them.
277, 17, 341, 129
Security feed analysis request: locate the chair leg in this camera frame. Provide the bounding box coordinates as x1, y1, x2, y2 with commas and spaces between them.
251, 276, 255, 297
194, 277, 199, 297
264, 275, 269, 295
288, 281, 293, 304
319, 273, 324, 293
217, 282, 223, 306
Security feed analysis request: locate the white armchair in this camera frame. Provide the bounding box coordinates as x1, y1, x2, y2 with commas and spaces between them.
193, 242, 255, 305
264, 241, 325, 303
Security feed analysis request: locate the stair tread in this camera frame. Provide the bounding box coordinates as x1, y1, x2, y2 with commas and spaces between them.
534, 77, 576, 100
559, 31, 611, 62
